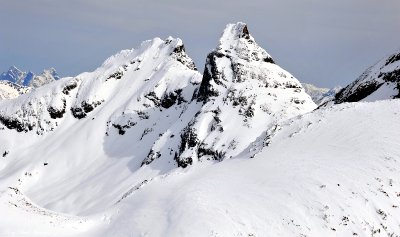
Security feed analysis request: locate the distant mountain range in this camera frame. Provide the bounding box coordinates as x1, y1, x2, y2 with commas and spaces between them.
0, 66, 60, 88
0, 66, 60, 99
301, 83, 342, 105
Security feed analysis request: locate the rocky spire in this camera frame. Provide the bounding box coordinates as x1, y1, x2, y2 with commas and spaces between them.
197, 22, 276, 102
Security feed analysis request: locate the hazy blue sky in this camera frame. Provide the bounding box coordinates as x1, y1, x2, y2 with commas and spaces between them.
1, 0, 399, 87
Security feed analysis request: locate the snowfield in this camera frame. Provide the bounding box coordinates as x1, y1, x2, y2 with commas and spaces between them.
1, 99, 400, 237
0, 22, 399, 237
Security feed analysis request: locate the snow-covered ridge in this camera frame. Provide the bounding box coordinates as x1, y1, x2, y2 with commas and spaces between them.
333, 49, 400, 103
0, 37, 200, 135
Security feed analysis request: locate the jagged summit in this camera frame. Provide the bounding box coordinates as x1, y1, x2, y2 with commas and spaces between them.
217, 22, 274, 64
101, 37, 196, 71
197, 22, 280, 102
173, 22, 316, 167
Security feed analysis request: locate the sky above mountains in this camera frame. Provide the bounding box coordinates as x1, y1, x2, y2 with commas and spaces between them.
1, 0, 399, 88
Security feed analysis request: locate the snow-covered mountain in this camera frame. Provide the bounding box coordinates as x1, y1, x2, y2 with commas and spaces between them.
302, 83, 342, 105
172, 22, 316, 167
0, 66, 60, 88
333, 50, 400, 104
0, 22, 399, 237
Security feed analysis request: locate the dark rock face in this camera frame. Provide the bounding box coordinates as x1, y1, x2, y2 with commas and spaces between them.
335, 83, 383, 103
171, 44, 197, 71
0, 115, 31, 132
333, 51, 400, 104
197, 143, 225, 162
62, 79, 79, 95
380, 69, 400, 83
385, 53, 400, 66
112, 121, 137, 135
48, 99, 67, 119
196, 52, 222, 102
145, 89, 186, 109
174, 125, 199, 168
71, 100, 103, 119
107, 70, 124, 80
166, 38, 197, 71
141, 149, 161, 166
160, 89, 185, 109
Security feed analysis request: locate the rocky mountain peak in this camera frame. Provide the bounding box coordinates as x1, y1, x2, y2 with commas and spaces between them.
166, 37, 197, 71
197, 22, 289, 102
174, 22, 316, 167
218, 22, 250, 46
217, 22, 274, 64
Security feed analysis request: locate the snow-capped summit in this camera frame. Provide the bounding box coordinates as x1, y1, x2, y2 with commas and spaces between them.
0, 66, 60, 89
172, 22, 316, 167
216, 22, 274, 64
333, 49, 400, 104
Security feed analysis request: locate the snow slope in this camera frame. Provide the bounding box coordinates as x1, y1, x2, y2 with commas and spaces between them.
333, 50, 400, 104
99, 100, 400, 237
1, 98, 400, 236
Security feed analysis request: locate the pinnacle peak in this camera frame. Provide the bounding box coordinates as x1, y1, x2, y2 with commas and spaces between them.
219, 22, 251, 46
